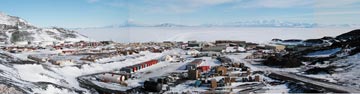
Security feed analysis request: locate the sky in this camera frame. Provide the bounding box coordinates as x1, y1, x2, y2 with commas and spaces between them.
0, 0, 359, 28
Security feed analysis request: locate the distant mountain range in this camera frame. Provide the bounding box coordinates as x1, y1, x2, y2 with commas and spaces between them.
153, 23, 187, 27
223, 20, 318, 28
73, 20, 360, 29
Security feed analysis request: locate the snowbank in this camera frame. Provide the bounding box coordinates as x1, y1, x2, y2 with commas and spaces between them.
332, 53, 360, 88
305, 48, 341, 58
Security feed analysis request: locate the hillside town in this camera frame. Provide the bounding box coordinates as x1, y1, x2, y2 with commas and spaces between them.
1, 1, 360, 93
1, 29, 359, 93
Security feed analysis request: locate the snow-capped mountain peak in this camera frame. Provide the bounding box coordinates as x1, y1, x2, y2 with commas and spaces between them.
0, 12, 30, 26
223, 20, 318, 28
0, 12, 89, 44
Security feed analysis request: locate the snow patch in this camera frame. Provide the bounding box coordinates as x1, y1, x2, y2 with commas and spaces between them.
305, 48, 341, 58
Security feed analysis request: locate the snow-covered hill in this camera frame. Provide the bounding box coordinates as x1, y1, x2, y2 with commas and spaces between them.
0, 12, 31, 27
0, 49, 166, 93
283, 29, 360, 88
0, 12, 89, 44
331, 53, 360, 88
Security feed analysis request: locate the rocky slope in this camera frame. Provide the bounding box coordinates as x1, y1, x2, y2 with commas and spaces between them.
0, 12, 88, 44
281, 29, 360, 88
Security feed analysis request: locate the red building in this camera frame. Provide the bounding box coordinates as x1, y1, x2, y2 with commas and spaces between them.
197, 66, 210, 72
126, 59, 158, 73
62, 50, 77, 54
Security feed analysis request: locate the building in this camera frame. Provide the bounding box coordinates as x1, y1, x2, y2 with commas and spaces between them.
187, 41, 203, 50
255, 75, 261, 82
246, 69, 251, 76
198, 52, 221, 57
215, 66, 227, 76
121, 68, 133, 73
224, 77, 231, 86
240, 63, 245, 68
186, 49, 200, 57
210, 79, 217, 88
197, 66, 210, 72
265, 44, 286, 51
62, 50, 77, 55
186, 59, 203, 70
201, 42, 229, 52
3, 46, 36, 53
27, 54, 54, 62
202, 45, 227, 52
163, 54, 181, 62
123, 60, 158, 73
80, 55, 97, 62
215, 40, 246, 47
150, 48, 163, 53
188, 69, 199, 80
100, 41, 114, 45
49, 58, 73, 66
48, 56, 74, 66
223, 46, 246, 53
217, 57, 232, 64
245, 42, 258, 50
161, 41, 174, 47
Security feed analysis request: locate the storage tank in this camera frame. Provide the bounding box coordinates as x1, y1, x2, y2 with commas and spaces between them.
99, 73, 126, 83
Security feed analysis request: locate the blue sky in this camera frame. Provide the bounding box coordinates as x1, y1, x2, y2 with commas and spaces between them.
0, 0, 359, 28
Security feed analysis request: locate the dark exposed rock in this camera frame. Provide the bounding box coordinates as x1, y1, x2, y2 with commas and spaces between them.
336, 29, 360, 41
263, 54, 302, 68
10, 31, 34, 42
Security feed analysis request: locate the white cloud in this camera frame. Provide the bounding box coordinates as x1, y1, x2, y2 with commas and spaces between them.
315, 0, 360, 8
235, 0, 313, 8
87, 0, 360, 14
137, 0, 235, 13
86, 0, 236, 13
234, 0, 360, 9
87, 0, 100, 3
315, 11, 360, 15
295, 11, 360, 17
184, 0, 235, 6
